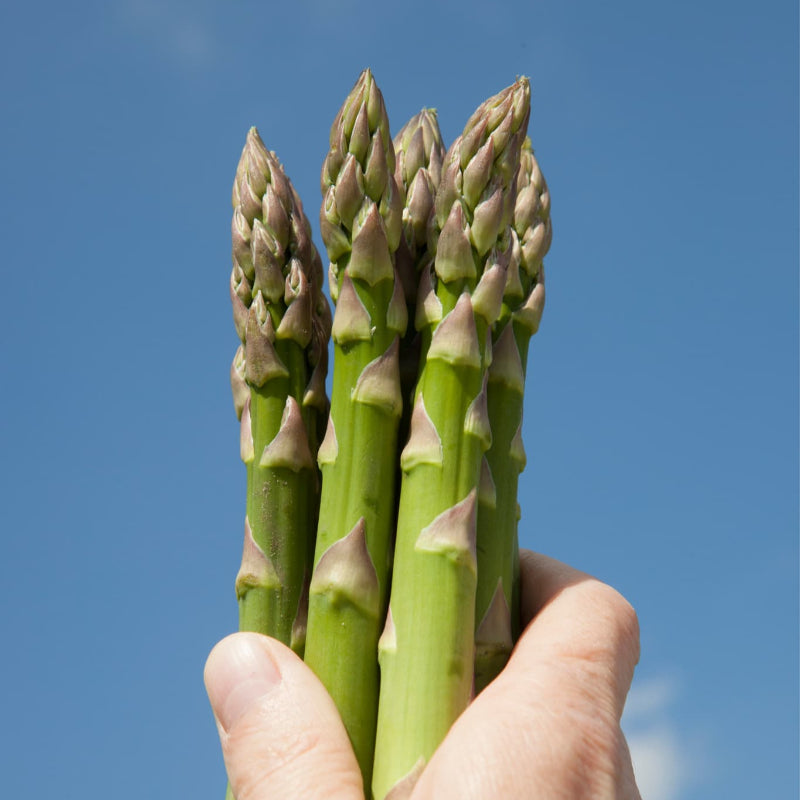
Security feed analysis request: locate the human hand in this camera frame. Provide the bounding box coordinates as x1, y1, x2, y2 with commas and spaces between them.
204, 550, 642, 799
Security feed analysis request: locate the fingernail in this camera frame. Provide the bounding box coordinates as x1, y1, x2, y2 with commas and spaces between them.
205, 635, 282, 732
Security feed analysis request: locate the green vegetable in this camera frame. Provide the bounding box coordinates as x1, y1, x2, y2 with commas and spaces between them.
474, 137, 552, 692
229, 127, 330, 651
219, 74, 553, 800
371, 78, 531, 800
302, 69, 406, 792
226, 128, 331, 800
392, 108, 446, 463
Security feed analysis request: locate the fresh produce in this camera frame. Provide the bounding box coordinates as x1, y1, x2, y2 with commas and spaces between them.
226, 133, 332, 800
224, 70, 551, 800
229, 128, 331, 651
371, 76, 531, 800
474, 136, 552, 692
303, 69, 406, 789
391, 108, 446, 432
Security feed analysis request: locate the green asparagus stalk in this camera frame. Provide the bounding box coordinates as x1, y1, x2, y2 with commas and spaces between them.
474, 137, 552, 692
372, 78, 531, 800
392, 109, 446, 456
226, 130, 331, 800
303, 69, 406, 791
229, 128, 331, 650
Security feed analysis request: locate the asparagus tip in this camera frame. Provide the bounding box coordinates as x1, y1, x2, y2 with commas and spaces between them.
331, 272, 374, 344
317, 415, 338, 466
399, 393, 443, 471
259, 396, 315, 472
426, 292, 481, 368
310, 518, 381, 617
235, 517, 282, 599
488, 323, 525, 393
414, 489, 478, 572
351, 337, 403, 418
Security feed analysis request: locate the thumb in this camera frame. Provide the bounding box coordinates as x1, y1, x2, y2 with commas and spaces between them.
204, 632, 364, 800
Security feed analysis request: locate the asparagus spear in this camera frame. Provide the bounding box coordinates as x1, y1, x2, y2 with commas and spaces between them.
303, 69, 406, 791
392, 108, 445, 312
229, 128, 331, 651
372, 78, 531, 800
474, 137, 552, 692
392, 109, 446, 460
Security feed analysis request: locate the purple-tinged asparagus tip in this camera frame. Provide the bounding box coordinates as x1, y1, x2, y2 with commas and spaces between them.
239, 395, 254, 463
378, 604, 396, 653
310, 517, 380, 617
276, 263, 313, 348
471, 260, 507, 325
349, 203, 395, 286
250, 220, 284, 304
475, 578, 513, 654
317, 415, 338, 467
488, 323, 525, 393
427, 292, 481, 369
230, 345, 248, 420
414, 260, 443, 332
434, 202, 476, 283
331, 272, 374, 344
244, 298, 290, 387
470, 183, 505, 257
351, 336, 402, 418
399, 393, 444, 471
512, 266, 546, 334
259, 396, 315, 472
464, 373, 492, 450
235, 517, 282, 598
415, 489, 478, 573
386, 266, 409, 335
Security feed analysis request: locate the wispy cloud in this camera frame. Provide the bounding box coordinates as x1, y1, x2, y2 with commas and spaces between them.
625, 674, 679, 720
622, 675, 707, 800
627, 723, 688, 800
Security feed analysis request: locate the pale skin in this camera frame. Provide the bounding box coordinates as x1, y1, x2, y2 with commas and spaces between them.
205, 550, 642, 799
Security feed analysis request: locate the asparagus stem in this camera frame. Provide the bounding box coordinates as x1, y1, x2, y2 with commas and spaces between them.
226, 131, 331, 800
392, 108, 445, 326
391, 109, 446, 501
475, 139, 552, 690
372, 78, 531, 800
303, 69, 405, 792
228, 128, 331, 649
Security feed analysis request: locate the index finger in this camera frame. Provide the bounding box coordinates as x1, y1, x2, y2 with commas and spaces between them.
516, 548, 641, 719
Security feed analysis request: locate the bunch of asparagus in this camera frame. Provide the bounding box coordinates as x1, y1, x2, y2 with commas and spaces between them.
226, 69, 551, 800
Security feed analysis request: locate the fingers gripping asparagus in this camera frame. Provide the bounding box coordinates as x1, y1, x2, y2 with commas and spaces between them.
474, 137, 552, 692
229, 128, 331, 652
303, 69, 406, 790
372, 78, 531, 800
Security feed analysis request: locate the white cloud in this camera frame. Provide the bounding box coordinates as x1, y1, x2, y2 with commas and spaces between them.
626, 723, 687, 800
622, 675, 707, 800
624, 674, 679, 721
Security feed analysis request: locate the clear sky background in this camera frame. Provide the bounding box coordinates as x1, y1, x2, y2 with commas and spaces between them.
0, 2, 796, 798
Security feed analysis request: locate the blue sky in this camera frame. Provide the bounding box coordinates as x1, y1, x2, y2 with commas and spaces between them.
0, 1, 796, 798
